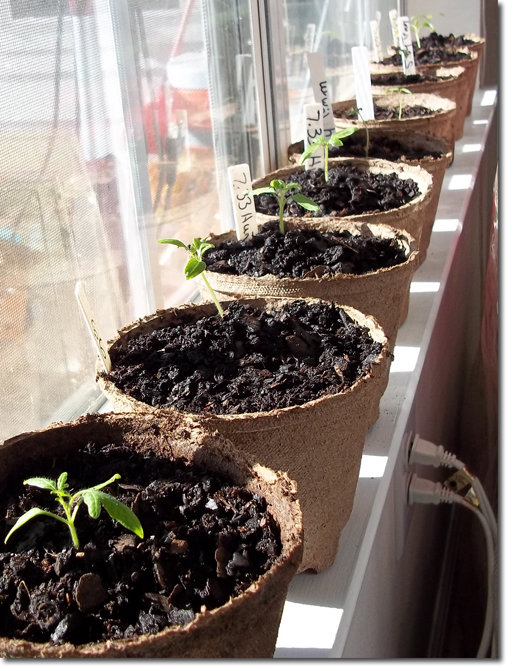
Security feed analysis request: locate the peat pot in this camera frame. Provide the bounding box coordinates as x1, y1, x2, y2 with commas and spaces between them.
252, 157, 433, 251
287, 130, 452, 263
0, 412, 302, 658
201, 221, 419, 347
97, 297, 392, 573
370, 66, 467, 140
332, 93, 457, 149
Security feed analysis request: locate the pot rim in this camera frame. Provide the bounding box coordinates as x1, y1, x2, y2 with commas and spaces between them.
97, 297, 391, 423
0, 411, 303, 657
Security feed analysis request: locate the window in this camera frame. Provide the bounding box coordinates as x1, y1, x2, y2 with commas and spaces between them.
0, 0, 407, 442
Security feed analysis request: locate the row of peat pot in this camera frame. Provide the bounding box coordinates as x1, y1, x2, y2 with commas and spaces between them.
1, 146, 447, 660
0, 39, 484, 659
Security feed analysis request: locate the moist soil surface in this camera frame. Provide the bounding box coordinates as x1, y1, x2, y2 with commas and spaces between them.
420, 32, 478, 50
204, 220, 409, 279
105, 300, 383, 415
334, 104, 437, 121
0, 442, 281, 646
293, 133, 442, 162
381, 43, 472, 67
254, 165, 420, 219
371, 72, 447, 86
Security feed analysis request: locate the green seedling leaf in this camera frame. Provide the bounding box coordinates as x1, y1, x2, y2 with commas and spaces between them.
290, 194, 321, 212
331, 127, 358, 141
157, 238, 188, 249
94, 491, 144, 539
330, 137, 343, 147
301, 140, 324, 163
246, 187, 276, 197
89, 473, 121, 491
4, 508, 68, 545
83, 490, 101, 519
285, 182, 302, 191
24, 477, 57, 491
184, 257, 206, 280
270, 179, 286, 190
57, 473, 68, 491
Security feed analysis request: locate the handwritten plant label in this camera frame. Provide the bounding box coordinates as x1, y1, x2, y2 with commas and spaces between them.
228, 163, 259, 241
303, 103, 324, 170
351, 46, 375, 121
370, 20, 383, 63
398, 16, 416, 75
75, 282, 111, 374
306, 52, 336, 138
389, 9, 399, 48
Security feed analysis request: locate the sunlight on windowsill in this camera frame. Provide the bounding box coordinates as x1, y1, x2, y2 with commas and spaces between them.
448, 174, 472, 190
276, 602, 344, 650
432, 219, 459, 232
359, 455, 388, 478
409, 282, 440, 293
390, 346, 420, 373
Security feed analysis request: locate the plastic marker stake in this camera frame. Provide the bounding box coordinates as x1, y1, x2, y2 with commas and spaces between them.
228, 163, 259, 242
370, 20, 383, 62
75, 282, 111, 374
389, 9, 399, 48
306, 52, 336, 138
303, 103, 324, 171
398, 16, 416, 75
351, 46, 375, 120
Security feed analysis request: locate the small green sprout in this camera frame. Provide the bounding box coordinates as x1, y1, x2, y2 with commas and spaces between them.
410, 14, 437, 48
157, 237, 224, 316
245, 180, 320, 234
300, 127, 358, 182
4, 472, 144, 550
385, 87, 412, 120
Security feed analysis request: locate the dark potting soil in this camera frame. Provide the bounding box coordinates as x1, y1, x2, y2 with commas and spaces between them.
420, 31, 478, 51
204, 220, 409, 279
105, 300, 383, 415
293, 133, 442, 163
0, 442, 280, 646
254, 165, 420, 219
381, 43, 472, 67
335, 104, 436, 121
371, 72, 444, 86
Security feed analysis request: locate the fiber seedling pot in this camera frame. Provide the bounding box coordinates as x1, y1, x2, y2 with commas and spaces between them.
370, 66, 467, 140
374, 47, 479, 116
252, 157, 433, 250
287, 130, 452, 264
97, 297, 392, 573
200, 221, 419, 348
0, 412, 302, 658
332, 93, 457, 149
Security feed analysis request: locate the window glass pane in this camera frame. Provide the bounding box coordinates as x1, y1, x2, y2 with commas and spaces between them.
0, 0, 263, 441
0, 0, 139, 441
283, 0, 400, 142
127, 0, 263, 308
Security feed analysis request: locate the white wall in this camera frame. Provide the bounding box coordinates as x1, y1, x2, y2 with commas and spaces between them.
406, 0, 481, 37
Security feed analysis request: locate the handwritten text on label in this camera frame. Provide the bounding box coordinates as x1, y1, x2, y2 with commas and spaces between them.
228, 164, 259, 241
398, 16, 416, 75
303, 103, 324, 170
307, 52, 336, 138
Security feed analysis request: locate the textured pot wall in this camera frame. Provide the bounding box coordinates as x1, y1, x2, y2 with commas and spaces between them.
98, 299, 392, 573
371, 66, 467, 140
332, 93, 457, 148
287, 131, 452, 263
252, 158, 433, 249
0, 413, 302, 658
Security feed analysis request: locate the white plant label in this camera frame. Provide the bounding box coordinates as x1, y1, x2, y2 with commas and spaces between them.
75, 282, 111, 374
398, 16, 416, 75
351, 46, 375, 121
305, 23, 316, 53
228, 163, 259, 241
370, 20, 383, 63
306, 52, 336, 138
303, 103, 324, 171
389, 9, 399, 48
